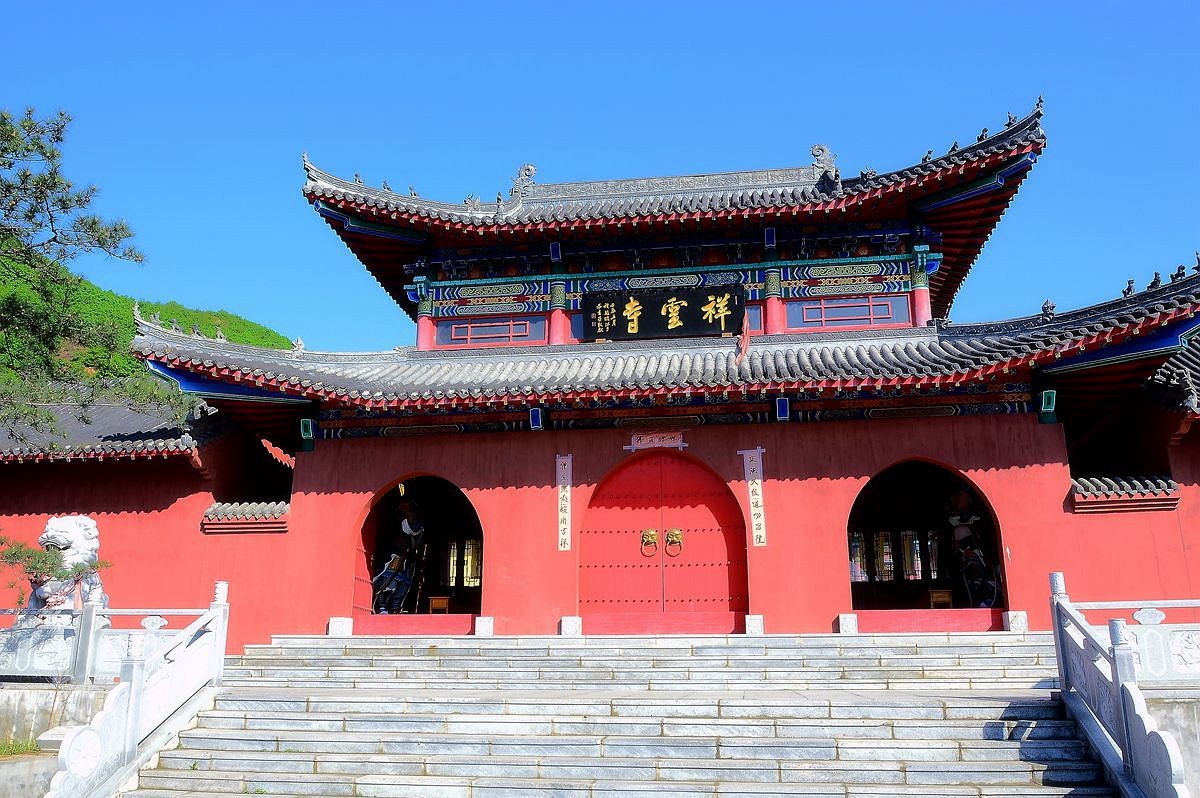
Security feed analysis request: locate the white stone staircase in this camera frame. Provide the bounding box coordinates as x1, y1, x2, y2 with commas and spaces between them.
121, 632, 1117, 797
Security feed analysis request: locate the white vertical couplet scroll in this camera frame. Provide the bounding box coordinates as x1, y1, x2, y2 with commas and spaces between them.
738, 447, 768, 546
556, 454, 572, 551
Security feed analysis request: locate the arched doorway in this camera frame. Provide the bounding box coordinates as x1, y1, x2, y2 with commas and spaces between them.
356, 476, 484, 616
579, 451, 748, 633
847, 461, 1005, 611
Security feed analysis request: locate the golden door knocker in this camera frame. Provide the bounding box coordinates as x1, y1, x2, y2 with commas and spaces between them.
640, 529, 658, 556
665, 528, 684, 556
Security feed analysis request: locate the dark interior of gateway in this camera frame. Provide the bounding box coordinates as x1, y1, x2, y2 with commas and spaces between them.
847, 461, 1006, 611
363, 476, 483, 615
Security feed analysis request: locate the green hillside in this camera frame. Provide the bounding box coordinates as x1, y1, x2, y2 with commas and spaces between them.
74, 286, 291, 377
0, 256, 289, 382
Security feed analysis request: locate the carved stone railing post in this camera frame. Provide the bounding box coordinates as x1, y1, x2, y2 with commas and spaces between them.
1109, 618, 1138, 779
71, 592, 102, 683
210, 581, 229, 688
120, 633, 146, 766
1049, 571, 1071, 694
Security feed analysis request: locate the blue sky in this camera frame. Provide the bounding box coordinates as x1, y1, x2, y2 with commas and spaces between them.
6, 2, 1197, 351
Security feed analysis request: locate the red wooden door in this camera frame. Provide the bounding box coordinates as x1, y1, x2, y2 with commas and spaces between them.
579, 452, 748, 633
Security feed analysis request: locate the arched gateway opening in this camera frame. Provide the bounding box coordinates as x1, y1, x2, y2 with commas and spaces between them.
356, 476, 483, 617
579, 451, 749, 633
847, 461, 1005, 612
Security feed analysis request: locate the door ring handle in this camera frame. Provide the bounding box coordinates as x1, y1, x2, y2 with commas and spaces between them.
640, 529, 658, 556
665, 528, 683, 557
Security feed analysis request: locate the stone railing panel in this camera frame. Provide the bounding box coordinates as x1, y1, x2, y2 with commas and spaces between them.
1123, 683, 1191, 798
0, 620, 77, 678
37, 582, 229, 798
1050, 572, 1193, 798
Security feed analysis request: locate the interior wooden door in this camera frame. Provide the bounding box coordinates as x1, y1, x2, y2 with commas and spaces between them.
579, 451, 748, 632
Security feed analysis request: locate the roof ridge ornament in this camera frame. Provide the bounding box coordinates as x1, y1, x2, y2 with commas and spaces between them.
510, 163, 537, 199
810, 145, 841, 194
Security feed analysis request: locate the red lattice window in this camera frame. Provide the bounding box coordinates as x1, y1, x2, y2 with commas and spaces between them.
786, 295, 911, 331
434, 315, 547, 348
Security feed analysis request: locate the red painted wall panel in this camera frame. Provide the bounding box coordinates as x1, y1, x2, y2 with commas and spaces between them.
1, 413, 1197, 651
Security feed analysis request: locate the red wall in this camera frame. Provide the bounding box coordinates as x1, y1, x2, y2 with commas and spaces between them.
2, 413, 1199, 651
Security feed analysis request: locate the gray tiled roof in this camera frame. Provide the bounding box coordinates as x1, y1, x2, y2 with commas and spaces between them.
132, 274, 1200, 405
303, 104, 1045, 226
203, 501, 289, 520
0, 403, 191, 459
1153, 338, 1200, 412
1071, 476, 1179, 497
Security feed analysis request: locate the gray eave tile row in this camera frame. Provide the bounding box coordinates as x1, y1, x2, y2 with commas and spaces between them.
203, 501, 290, 520
1071, 476, 1179, 497
131, 277, 1200, 404
0, 403, 190, 457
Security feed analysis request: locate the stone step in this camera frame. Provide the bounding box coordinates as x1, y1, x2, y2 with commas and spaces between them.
168, 732, 1088, 762
220, 657, 1056, 672
228, 653, 1056, 669
241, 640, 1055, 658
211, 689, 1068, 720
125, 785, 1116, 798
131, 757, 1107, 794
220, 677, 1060, 691
194, 708, 1079, 740
265, 632, 1054, 644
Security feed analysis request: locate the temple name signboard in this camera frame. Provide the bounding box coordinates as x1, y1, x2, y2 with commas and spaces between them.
582, 286, 745, 342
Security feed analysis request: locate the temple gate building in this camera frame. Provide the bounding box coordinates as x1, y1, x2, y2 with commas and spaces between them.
3, 101, 1200, 651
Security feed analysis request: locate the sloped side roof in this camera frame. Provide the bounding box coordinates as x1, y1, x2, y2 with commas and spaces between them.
132, 274, 1200, 410
0, 403, 193, 462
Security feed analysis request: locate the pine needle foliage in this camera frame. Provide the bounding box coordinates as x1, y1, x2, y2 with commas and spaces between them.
0, 108, 288, 443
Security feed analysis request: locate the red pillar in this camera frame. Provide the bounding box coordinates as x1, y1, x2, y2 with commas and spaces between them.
764, 268, 786, 334
549, 309, 572, 345
911, 286, 932, 327
548, 280, 571, 345
765, 297, 787, 334
416, 315, 435, 350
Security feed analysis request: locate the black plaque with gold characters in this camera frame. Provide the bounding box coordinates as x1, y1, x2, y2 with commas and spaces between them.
582, 286, 745, 342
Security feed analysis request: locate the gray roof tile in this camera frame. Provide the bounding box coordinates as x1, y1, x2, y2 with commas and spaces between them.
304, 105, 1045, 227
130, 274, 1200, 408
0, 404, 192, 460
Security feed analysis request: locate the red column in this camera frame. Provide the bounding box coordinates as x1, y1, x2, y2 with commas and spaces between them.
911, 287, 932, 328
549, 309, 572, 345
765, 297, 787, 334
416, 315, 435, 350
764, 268, 786, 334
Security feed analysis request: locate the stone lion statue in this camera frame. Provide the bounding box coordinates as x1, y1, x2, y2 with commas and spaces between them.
27, 515, 108, 613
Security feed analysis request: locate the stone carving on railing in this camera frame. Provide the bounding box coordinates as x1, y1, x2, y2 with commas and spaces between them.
1049, 572, 1192, 798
